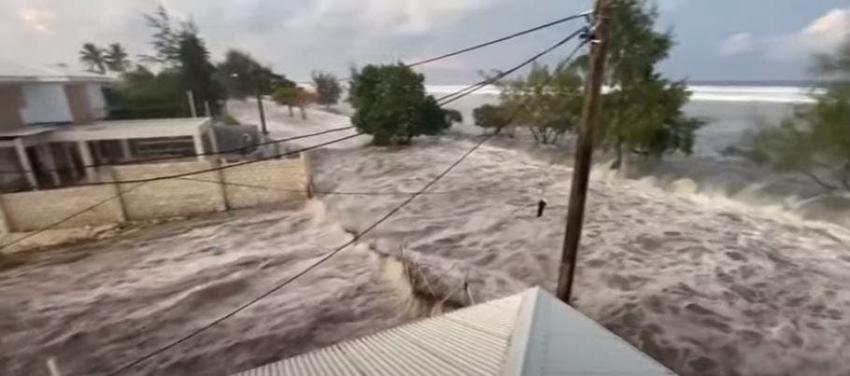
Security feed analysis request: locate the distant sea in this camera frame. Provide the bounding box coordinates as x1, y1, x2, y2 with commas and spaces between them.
426, 83, 817, 157
428, 83, 849, 226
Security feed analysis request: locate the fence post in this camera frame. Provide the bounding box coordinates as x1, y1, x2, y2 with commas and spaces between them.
109, 167, 129, 222
0, 193, 12, 234
215, 158, 230, 212
46, 357, 62, 376
301, 152, 314, 199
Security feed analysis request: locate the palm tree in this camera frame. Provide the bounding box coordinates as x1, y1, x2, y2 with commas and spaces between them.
79, 43, 106, 74
104, 43, 130, 72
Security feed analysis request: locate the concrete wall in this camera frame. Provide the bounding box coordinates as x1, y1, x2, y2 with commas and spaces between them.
211, 124, 261, 154
64, 84, 94, 124
1, 185, 123, 231
114, 160, 226, 220
20, 83, 73, 124
0, 148, 23, 189
86, 84, 107, 120
223, 157, 309, 209
0, 156, 309, 233
0, 84, 24, 131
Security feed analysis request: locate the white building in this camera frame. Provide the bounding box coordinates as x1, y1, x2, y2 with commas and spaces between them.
0, 60, 218, 191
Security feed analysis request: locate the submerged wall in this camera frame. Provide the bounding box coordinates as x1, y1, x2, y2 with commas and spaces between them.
0, 156, 309, 233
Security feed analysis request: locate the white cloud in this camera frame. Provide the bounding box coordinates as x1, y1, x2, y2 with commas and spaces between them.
718, 33, 755, 57
767, 8, 850, 61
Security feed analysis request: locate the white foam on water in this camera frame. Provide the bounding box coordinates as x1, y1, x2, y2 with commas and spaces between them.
426, 84, 822, 103
689, 85, 820, 103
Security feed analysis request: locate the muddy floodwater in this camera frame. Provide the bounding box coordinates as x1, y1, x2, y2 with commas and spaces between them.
3, 105, 850, 376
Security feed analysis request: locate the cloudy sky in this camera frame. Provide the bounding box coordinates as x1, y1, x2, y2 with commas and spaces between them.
3, 0, 849, 83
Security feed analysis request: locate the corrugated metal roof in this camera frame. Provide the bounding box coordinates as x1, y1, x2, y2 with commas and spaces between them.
233, 288, 677, 376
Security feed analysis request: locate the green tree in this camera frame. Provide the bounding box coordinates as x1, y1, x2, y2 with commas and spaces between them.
79, 43, 106, 74
106, 6, 223, 118
473, 104, 512, 135
750, 39, 850, 192
312, 71, 342, 110
178, 32, 222, 115
594, 0, 702, 168
141, 6, 223, 115
216, 49, 294, 99
142, 5, 185, 66
348, 64, 452, 145
444, 109, 463, 124
272, 86, 297, 117
104, 43, 131, 72
106, 66, 186, 119
495, 63, 584, 144
272, 86, 313, 119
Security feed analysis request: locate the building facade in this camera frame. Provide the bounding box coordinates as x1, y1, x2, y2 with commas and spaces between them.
0, 61, 218, 191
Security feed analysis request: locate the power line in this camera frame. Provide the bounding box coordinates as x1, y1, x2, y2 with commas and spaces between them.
13, 29, 586, 191
407, 12, 591, 68
321, 10, 591, 82
103, 134, 494, 376
1, 11, 591, 182
0, 183, 149, 251
1, 33, 587, 249
105, 27, 588, 376
175, 176, 480, 196
0, 133, 364, 251
168, 30, 589, 197
24, 133, 364, 189
437, 27, 587, 106
0, 126, 355, 177
2, 9, 591, 186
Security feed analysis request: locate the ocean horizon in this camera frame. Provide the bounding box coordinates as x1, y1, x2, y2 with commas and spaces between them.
425, 83, 823, 103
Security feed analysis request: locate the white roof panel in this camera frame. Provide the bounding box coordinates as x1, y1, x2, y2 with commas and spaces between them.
47, 118, 211, 141
233, 288, 678, 376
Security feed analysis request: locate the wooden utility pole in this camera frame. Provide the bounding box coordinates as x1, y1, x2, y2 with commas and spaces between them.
556, 0, 611, 304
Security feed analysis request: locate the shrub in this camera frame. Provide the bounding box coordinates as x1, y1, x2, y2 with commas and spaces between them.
348, 63, 451, 145
473, 104, 512, 135
223, 114, 240, 125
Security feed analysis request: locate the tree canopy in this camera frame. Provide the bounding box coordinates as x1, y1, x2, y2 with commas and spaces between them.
750, 38, 850, 192
177, 32, 223, 115
312, 71, 343, 109
79, 43, 106, 74
471, 0, 698, 157
494, 62, 584, 144
348, 64, 453, 145
594, 0, 702, 168
272, 86, 314, 119
141, 5, 188, 66
106, 6, 225, 118
104, 43, 130, 72
215, 49, 294, 99
473, 104, 512, 135
93, 5, 307, 119
106, 66, 186, 119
